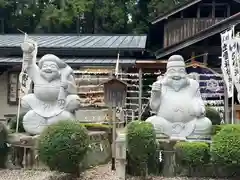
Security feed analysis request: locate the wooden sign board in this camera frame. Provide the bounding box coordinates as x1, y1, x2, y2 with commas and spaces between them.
102, 78, 127, 107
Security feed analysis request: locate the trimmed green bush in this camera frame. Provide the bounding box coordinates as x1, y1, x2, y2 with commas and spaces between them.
8, 112, 26, 133
126, 121, 157, 176
205, 107, 222, 125
211, 124, 240, 177
81, 123, 111, 132
175, 142, 210, 167
0, 122, 8, 168
38, 120, 89, 176
211, 125, 223, 135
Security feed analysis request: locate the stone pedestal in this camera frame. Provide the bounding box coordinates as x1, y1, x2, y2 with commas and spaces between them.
158, 139, 178, 177
116, 132, 127, 180
7, 133, 40, 169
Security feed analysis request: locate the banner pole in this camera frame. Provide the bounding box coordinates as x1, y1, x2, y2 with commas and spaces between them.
16, 33, 27, 133
231, 87, 234, 124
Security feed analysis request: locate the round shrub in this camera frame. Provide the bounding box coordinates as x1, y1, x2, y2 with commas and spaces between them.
175, 142, 210, 167
205, 107, 222, 125
211, 125, 240, 176
38, 120, 89, 176
8, 112, 26, 132
0, 122, 8, 168
126, 121, 157, 176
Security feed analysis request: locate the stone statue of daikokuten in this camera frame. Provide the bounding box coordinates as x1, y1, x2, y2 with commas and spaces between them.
146, 55, 212, 140
20, 39, 81, 135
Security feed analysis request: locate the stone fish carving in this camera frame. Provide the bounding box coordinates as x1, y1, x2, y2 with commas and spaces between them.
146, 55, 212, 140
20, 40, 81, 135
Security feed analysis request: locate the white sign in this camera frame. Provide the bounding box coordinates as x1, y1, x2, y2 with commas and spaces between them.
231, 37, 240, 92
228, 37, 240, 83
221, 26, 235, 98
19, 34, 38, 98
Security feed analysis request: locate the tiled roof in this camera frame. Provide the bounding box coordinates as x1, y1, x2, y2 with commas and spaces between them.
0, 34, 147, 50
0, 57, 135, 65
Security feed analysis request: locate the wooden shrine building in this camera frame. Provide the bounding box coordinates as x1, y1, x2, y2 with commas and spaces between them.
149, 0, 240, 69
146, 0, 240, 122
0, 34, 148, 122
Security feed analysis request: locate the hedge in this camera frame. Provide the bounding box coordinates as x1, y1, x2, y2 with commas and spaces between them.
211, 125, 223, 136
211, 124, 240, 177
205, 107, 222, 125
80, 123, 111, 132
175, 142, 210, 167
0, 122, 8, 168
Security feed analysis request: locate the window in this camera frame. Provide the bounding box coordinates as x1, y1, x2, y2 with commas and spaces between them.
8, 72, 33, 105
199, 4, 228, 18
200, 5, 212, 17
215, 5, 228, 18
8, 72, 19, 104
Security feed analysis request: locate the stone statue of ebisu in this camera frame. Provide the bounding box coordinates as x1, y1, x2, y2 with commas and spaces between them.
20, 39, 81, 135
146, 55, 212, 140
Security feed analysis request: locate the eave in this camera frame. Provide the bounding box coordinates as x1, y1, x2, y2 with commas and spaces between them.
155, 12, 240, 59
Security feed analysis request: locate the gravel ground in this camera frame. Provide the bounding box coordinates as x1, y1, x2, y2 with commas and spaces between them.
0, 170, 54, 180
80, 163, 227, 180
0, 164, 228, 180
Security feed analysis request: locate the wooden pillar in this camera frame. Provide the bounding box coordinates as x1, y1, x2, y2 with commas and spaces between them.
203, 52, 208, 65
224, 84, 229, 124
212, 0, 215, 18
138, 68, 143, 120
197, 6, 200, 18
227, 4, 230, 17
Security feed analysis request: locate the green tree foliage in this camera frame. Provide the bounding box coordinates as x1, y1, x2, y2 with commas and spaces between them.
92, 0, 135, 33
0, 0, 188, 33
148, 0, 190, 19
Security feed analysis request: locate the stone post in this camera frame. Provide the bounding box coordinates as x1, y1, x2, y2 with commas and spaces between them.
116, 133, 127, 180
162, 140, 177, 177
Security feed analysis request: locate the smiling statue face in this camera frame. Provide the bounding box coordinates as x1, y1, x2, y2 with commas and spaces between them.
165, 66, 188, 91
167, 66, 186, 80
40, 61, 60, 82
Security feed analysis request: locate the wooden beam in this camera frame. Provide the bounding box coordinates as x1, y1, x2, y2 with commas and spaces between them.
200, 3, 228, 6
138, 68, 143, 120
136, 64, 167, 69
136, 60, 167, 64
188, 46, 220, 53
152, 0, 202, 24
187, 46, 221, 54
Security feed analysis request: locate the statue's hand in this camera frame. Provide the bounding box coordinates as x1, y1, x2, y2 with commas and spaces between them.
193, 103, 205, 118
152, 81, 162, 91
60, 81, 68, 89
21, 41, 35, 53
